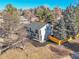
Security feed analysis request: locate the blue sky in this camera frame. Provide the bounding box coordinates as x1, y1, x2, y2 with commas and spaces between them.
0, 0, 79, 10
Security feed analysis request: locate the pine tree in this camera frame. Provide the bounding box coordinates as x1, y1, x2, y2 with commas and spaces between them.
53, 17, 67, 40
63, 7, 78, 38
74, 5, 79, 31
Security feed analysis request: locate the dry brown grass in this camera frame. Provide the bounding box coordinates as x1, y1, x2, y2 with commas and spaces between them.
0, 48, 27, 59
0, 43, 72, 59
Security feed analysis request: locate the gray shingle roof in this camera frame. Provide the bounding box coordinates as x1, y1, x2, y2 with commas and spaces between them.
28, 22, 45, 32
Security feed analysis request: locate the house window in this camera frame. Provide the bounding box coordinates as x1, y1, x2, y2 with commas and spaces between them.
35, 29, 38, 34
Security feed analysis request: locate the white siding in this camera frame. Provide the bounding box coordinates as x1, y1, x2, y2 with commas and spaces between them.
39, 24, 52, 43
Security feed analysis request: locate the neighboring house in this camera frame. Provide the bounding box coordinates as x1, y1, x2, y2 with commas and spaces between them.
23, 10, 39, 22
31, 16, 39, 22
23, 10, 33, 20
27, 22, 53, 43
20, 16, 30, 25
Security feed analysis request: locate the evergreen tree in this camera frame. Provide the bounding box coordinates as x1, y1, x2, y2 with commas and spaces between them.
63, 7, 78, 38
53, 17, 67, 40
74, 5, 79, 31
